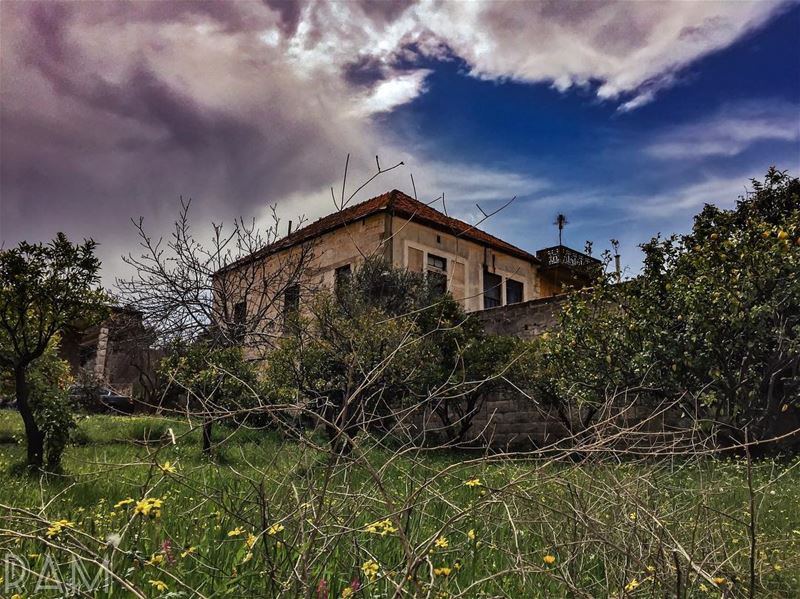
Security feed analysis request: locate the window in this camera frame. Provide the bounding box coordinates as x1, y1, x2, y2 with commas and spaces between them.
483, 268, 502, 309
427, 253, 447, 272
506, 279, 524, 305
334, 264, 351, 295
283, 285, 300, 327
232, 301, 247, 341
427, 253, 447, 296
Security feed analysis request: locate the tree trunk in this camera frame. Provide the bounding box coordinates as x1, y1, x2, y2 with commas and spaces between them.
202, 419, 214, 454
15, 365, 44, 467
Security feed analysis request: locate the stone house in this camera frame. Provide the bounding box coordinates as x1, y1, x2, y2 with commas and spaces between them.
214, 189, 604, 448
216, 189, 599, 335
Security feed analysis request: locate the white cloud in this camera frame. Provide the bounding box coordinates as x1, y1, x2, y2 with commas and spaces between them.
412, 0, 789, 110
353, 69, 432, 116
276, 1, 791, 112
617, 90, 657, 113
633, 176, 751, 218
646, 101, 800, 159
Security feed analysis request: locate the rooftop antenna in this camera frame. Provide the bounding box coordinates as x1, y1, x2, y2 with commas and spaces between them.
554, 213, 568, 246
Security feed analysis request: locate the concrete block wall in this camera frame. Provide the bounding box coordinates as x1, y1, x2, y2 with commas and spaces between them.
413, 388, 685, 451
411, 295, 685, 450
471, 295, 565, 339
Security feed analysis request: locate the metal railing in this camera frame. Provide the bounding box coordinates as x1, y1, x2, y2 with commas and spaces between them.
536, 245, 601, 273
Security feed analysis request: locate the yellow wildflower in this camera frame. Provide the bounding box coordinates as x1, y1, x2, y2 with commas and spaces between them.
434, 536, 448, 549
146, 553, 164, 566
433, 566, 452, 576
246, 533, 258, 549
624, 578, 640, 592
646, 565, 656, 573
467, 529, 476, 541
699, 583, 709, 592
46, 519, 74, 538
365, 519, 398, 536
134, 497, 163, 519
159, 461, 177, 474
712, 577, 727, 585
11, 595, 23, 599
628, 512, 637, 522
149, 579, 168, 592
341, 588, 353, 599
464, 478, 481, 487
227, 527, 245, 537
114, 498, 135, 509
180, 546, 196, 558
543, 554, 556, 565
362, 559, 379, 580
380, 519, 398, 534
267, 523, 285, 536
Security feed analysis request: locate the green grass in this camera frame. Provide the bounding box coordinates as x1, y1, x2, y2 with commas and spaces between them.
0, 411, 798, 597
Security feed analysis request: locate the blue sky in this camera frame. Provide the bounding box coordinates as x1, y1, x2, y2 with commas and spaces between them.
376, 5, 800, 269
1, 1, 799, 281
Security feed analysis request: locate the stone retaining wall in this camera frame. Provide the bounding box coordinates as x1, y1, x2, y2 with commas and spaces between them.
418, 296, 683, 450
413, 388, 685, 451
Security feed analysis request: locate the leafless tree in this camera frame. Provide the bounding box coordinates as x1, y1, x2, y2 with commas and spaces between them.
117, 200, 315, 355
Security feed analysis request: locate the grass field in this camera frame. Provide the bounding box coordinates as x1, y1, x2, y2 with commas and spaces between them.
0, 411, 798, 598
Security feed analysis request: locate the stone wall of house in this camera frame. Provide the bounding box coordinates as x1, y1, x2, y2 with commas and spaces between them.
390, 217, 539, 312
471, 295, 566, 339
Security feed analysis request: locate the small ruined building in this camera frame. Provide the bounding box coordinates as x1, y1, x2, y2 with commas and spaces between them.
216, 189, 599, 341
59, 306, 156, 398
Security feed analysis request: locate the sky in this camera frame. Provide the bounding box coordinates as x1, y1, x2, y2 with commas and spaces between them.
1, 0, 799, 285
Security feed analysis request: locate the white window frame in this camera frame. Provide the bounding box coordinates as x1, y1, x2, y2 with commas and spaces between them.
403, 241, 468, 293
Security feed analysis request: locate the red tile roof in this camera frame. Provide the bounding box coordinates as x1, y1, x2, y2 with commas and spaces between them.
218, 189, 538, 273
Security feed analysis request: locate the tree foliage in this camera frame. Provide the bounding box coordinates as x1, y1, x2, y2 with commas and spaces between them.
159, 341, 265, 453
0, 233, 107, 467
267, 257, 522, 449
534, 168, 800, 450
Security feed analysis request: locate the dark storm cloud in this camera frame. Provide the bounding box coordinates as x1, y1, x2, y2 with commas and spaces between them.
343, 56, 389, 87
357, 0, 417, 24
0, 0, 373, 281
264, 0, 303, 35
